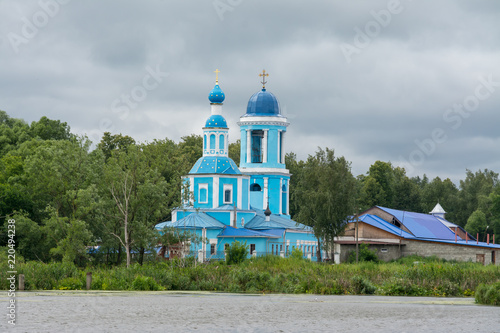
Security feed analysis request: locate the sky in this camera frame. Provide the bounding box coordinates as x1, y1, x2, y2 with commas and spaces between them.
1, 0, 499, 183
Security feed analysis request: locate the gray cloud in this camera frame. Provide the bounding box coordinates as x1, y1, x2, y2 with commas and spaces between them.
1, 0, 499, 183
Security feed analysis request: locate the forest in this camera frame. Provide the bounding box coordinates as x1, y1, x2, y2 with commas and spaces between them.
1, 110, 499, 266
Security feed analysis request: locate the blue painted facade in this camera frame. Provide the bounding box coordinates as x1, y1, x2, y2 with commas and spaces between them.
156, 73, 317, 261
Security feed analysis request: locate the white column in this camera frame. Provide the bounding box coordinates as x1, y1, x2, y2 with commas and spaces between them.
286, 179, 290, 215
280, 131, 285, 164
246, 130, 251, 163
189, 176, 194, 206
279, 178, 283, 215
237, 177, 242, 209
262, 129, 268, 163
215, 131, 219, 155
213, 176, 219, 208
263, 177, 269, 209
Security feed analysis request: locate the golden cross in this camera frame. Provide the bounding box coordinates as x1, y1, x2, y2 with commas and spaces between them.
259, 69, 269, 88
214, 69, 220, 83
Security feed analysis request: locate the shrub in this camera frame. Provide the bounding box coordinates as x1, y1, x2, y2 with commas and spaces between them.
475, 282, 500, 306
290, 248, 304, 260
225, 241, 248, 265
347, 243, 379, 263
131, 275, 162, 291
351, 275, 376, 294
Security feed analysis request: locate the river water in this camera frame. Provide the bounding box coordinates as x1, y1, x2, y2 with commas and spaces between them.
1, 291, 499, 332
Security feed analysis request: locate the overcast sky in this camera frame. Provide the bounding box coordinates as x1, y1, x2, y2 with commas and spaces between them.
1, 0, 499, 183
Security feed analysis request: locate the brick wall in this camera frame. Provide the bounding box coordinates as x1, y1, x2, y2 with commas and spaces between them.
402, 239, 499, 265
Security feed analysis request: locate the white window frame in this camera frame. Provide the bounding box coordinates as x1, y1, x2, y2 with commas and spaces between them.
198, 183, 208, 204
223, 184, 233, 204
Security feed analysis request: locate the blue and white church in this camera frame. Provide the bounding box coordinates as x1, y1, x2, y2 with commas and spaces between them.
155, 70, 318, 261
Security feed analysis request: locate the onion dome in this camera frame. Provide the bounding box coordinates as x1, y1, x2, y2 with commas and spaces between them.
244, 89, 281, 116
208, 84, 225, 104
264, 203, 272, 216
204, 114, 228, 128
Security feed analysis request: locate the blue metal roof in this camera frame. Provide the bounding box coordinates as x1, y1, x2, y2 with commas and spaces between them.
244, 210, 313, 231
218, 226, 280, 238
242, 89, 283, 117
157, 212, 226, 229
189, 156, 241, 174
204, 114, 228, 128
208, 83, 225, 104
376, 206, 459, 240
359, 214, 415, 239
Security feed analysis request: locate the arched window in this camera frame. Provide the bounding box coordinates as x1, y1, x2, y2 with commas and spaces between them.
250, 183, 261, 191
204, 135, 207, 149
219, 134, 225, 150
210, 134, 216, 149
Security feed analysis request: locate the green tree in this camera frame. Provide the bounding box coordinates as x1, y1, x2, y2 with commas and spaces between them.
100, 145, 169, 268
456, 169, 498, 227
98, 132, 136, 160
293, 148, 356, 263
178, 134, 203, 167
228, 139, 241, 166
420, 177, 459, 221
30, 116, 73, 141
465, 210, 489, 241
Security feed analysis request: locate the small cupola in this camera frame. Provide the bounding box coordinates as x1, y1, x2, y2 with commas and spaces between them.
430, 203, 446, 219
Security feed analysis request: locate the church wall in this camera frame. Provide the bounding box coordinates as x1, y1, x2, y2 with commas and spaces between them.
193, 177, 213, 209
242, 178, 249, 209
219, 177, 238, 207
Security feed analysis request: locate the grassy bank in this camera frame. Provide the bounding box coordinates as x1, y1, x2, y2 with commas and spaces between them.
2, 255, 499, 298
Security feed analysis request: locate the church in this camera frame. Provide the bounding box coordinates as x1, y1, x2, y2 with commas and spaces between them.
155, 70, 319, 261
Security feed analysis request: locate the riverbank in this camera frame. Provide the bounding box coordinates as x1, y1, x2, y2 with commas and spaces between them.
2, 255, 499, 298
1, 292, 498, 332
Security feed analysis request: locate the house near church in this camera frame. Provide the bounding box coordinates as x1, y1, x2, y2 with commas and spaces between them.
339, 203, 500, 265
155, 70, 319, 261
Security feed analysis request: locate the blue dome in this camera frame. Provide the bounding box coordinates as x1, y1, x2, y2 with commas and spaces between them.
244, 89, 281, 116
205, 114, 228, 128
209, 84, 225, 103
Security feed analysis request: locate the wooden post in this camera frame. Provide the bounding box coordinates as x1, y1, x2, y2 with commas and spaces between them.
86, 272, 92, 290
465, 232, 468, 244
494, 234, 495, 244
19, 274, 25, 291
487, 234, 490, 245
477, 233, 479, 244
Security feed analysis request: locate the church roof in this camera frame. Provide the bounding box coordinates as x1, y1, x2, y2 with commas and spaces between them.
218, 226, 280, 238
244, 210, 313, 231
204, 114, 228, 128
189, 156, 241, 174
156, 212, 226, 229
242, 89, 283, 117
208, 83, 225, 104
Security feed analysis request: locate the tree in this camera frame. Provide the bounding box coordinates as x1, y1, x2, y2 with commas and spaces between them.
178, 134, 203, 167
293, 148, 356, 263
420, 177, 459, 221
30, 116, 72, 141
100, 145, 169, 268
228, 139, 240, 166
286, 152, 305, 219
465, 210, 488, 241
98, 132, 136, 160
392, 167, 422, 212
456, 169, 499, 227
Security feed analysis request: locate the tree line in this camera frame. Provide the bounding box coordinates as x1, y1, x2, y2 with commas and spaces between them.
1, 111, 499, 266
